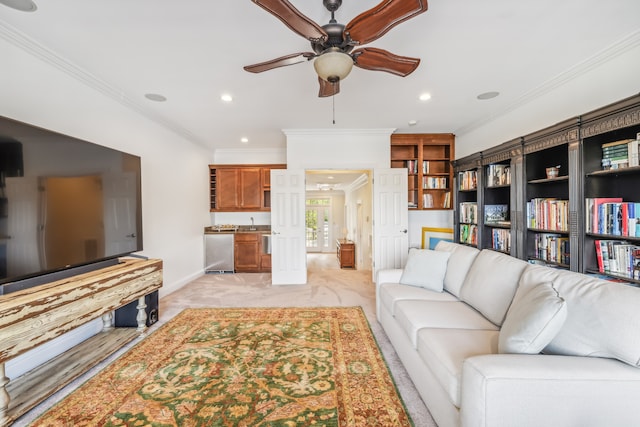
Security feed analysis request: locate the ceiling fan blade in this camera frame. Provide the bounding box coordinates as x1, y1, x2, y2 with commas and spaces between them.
244, 52, 316, 73
251, 0, 328, 42
353, 47, 420, 77
318, 77, 340, 97
345, 0, 428, 45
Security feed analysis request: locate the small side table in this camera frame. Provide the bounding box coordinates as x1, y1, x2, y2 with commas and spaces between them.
336, 239, 355, 269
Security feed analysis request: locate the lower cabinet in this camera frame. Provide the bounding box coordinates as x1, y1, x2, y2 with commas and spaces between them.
234, 233, 271, 272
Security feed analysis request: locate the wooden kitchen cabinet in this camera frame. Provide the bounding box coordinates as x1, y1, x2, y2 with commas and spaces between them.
209, 164, 285, 212
234, 233, 260, 272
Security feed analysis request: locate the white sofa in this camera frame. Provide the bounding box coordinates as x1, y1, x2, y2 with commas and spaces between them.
376, 241, 640, 427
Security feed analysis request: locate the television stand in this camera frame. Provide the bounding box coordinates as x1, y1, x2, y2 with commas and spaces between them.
0, 257, 162, 426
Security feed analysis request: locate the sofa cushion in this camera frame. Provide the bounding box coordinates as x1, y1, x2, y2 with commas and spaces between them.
434, 241, 481, 297
519, 265, 640, 367
499, 281, 567, 354
417, 328, 499, 408
399, 248, 451, 291
395, 300, 498, 348
379, 283, 458, 317
459, 250, 529, 326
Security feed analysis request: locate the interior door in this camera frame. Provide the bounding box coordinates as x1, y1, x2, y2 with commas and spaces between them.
373, 168, 409, 280
103, 172, 138, 255
271, 169, 307, 285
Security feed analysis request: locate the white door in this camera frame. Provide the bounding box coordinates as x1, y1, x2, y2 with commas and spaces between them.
373, 168, 409, 280
271, 169, 307, 285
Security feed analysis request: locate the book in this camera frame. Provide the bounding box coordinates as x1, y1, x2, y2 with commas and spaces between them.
485, 204, 509, 223
602, 138, 634, 148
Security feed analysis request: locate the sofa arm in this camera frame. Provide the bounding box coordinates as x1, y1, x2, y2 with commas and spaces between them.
461, 354, 640, 427
376, 269, 404, 287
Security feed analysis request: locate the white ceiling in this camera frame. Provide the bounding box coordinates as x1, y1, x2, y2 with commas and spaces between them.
1, 0, 639, 156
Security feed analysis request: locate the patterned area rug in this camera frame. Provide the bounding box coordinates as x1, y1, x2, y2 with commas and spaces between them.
30, 307, 412, 426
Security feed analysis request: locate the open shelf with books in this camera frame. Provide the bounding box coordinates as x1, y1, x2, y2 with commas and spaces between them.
480, 138, 521, 255
391, 133, 454, 210
454, 153, 481, 247
522, 119, 579, 269
581, 95, 640, 284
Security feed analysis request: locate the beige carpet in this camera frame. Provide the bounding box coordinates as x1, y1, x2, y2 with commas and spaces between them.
14, 253, 437, 426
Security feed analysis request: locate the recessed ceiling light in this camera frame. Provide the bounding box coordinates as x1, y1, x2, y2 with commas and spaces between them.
408, 120, 418, 126
419, 93, 431, 102
477, 91, 500, 100
328, 176, 334, 180
221, 94, 233, 102
240, 137, 249, 144
144, 93, 167, 102
0, 0, 37, 12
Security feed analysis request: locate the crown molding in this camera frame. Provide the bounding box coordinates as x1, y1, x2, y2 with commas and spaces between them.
0, 20, 204, 146
455, 29, 640, 136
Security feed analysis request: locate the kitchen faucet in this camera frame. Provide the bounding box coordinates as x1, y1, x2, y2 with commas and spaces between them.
250, 217, 256, 230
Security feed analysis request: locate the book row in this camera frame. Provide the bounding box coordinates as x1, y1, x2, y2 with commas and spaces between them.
423, 176, 448, 189
533, 233, 570, 266
526, 198, 569, 232
460, 224, 478, 246
486, 164, 511, 187
459, 202, 478, 224
601, 137, 640, 170
458, 170, 477, 191
594, 240, 640, 280
585, 198, 640, 237
491, 228, 511, 252
405, 160, 437, 174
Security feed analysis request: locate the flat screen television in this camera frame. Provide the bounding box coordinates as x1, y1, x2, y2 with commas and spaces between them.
0, 115, 143, 292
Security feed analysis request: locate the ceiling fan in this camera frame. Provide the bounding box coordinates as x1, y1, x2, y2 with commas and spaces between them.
244, 0, 428, 97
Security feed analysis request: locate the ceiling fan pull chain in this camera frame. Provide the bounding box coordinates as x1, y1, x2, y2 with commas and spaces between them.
332, 95, 336, 125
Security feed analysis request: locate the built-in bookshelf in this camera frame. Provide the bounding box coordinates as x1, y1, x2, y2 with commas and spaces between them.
391, 134, 455, 210
581, 95, 640, 284
452, 94, 640, 286
522, 119, 578, 269
453, 153, 481, 247
480, 138, 521, 255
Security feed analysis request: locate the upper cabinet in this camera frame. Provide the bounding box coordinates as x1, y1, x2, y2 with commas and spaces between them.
209, 164, 285, 212
390, 133, 455, 210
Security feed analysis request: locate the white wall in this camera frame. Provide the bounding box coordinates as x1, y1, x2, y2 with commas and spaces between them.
2, 34, 211, 378
456, 42, 640, 158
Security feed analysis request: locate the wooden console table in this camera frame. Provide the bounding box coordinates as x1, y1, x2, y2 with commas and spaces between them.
0, 257, 163, 426
336, 239, 355, 269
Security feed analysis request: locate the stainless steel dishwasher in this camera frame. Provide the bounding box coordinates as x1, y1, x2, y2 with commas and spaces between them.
204, 233, 234, 273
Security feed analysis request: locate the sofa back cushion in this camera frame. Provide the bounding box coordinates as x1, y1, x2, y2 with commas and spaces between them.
520, 265, 640, 367
434, 241, 480, 298
459, 250, 529, 326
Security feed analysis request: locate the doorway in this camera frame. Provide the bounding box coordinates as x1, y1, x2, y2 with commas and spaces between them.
305, 198, 331, 252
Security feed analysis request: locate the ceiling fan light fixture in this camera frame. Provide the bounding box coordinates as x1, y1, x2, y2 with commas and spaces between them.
314, 50, 353, 83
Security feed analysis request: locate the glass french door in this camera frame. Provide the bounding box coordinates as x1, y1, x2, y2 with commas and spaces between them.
306, 199, 331, 252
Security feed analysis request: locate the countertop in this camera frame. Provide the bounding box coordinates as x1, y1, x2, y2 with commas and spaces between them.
204, 225, 271, 234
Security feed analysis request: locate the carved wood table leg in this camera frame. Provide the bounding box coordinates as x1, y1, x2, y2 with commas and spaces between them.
136, 296, 147, 333
0, 363, 12, 427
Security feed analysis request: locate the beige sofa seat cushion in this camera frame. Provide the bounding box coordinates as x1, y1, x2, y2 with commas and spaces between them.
379, 283, 458, 317
460, 250, 529, 326
417, 328, 499, 408
434, 241, 480, 298
395, 300, 498, 347
519, 265, 640, 367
